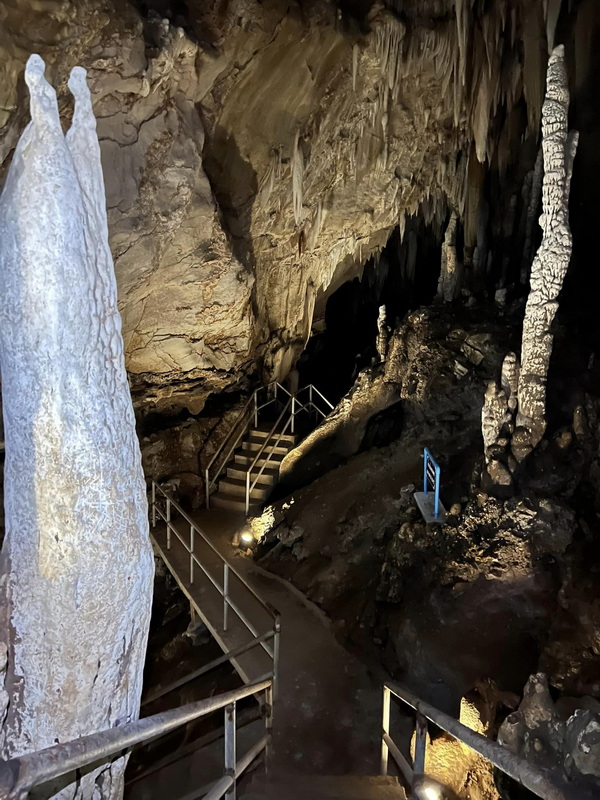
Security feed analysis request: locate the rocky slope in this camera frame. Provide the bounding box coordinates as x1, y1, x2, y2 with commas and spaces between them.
252, 301, 600, 794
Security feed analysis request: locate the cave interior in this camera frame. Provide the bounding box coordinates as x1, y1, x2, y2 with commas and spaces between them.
1, 0, 600, 798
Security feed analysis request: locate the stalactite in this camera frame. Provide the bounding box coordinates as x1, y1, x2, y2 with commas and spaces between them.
516, 45, 579, 448
545, 0, 562, 53
292, 130, 304, 227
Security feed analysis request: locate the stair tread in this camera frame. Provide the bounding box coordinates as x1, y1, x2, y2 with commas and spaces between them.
227, 465, 279, 482
218, 478, 269, 498
220, 476, 269, 490
235, 451, 285, 464
250, 428, 296, 444
243, 441, 292, 454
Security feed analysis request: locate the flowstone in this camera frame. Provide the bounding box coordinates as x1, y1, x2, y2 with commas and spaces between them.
0, 56, 154, 799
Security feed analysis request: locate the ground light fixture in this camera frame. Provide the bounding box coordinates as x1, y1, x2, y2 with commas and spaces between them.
235, 527, 257, 550
413, 777, 445, 800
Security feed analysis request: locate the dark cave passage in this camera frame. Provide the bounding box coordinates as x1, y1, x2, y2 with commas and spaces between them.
297, 218, 444, 405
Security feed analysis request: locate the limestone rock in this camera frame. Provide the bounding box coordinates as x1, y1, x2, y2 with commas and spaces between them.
0, 0, 553, 413
499, 674, 600, 793
0, 56, 154, 797
517, 46, 579, 447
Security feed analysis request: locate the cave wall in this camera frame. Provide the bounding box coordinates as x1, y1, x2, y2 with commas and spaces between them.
0, 0, 551, 416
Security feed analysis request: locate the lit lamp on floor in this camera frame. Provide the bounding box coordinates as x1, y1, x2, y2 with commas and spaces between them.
412, 776, 445, 800
235, 527, 257, 550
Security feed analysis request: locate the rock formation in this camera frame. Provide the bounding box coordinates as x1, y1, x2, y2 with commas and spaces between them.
376, 305, 390, 363
498, 673, 600, 797
517, 45, 579, 449
437, 211, 460, 302
481, 45, 578, 488
0, 0, 558, 415
0, 57, 153, 798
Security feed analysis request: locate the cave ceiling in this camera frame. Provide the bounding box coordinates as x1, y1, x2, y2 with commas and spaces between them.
0, 0, 550, 415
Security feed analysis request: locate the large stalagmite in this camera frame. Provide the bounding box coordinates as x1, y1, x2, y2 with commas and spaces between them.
0, 56, 154, 799
517, 45, 578, 448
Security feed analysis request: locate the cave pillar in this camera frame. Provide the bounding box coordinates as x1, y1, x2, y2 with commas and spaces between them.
376, 304, 390, 363
516, 45, 578, 448
0, 57, 154, 799
437, 211, 461, 302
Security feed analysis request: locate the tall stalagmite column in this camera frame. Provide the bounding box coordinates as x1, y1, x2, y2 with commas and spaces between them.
0, 56, 154, 799
517, 45, 578, 448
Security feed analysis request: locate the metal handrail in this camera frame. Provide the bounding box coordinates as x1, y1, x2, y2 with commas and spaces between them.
152, 483, 278, 621
0, 679, 271, 800
308, 383, 335, 412
143, 630, 276, 706
246, 402, 294, 514
205, 382, 293, 508
150, 482, 280, 676
381, 680, 576, 800
205, 400, 254, 509
243, 385, 334, 513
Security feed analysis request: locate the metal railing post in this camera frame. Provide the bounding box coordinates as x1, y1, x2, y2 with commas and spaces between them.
225, 702, 237, 800
291, 395, 296, 435
190, 524, 195, 585
381, 686, 391, 776
423, 449, 429, 495
434, 464, 440, 519
264, 683, 274, 774
413, 712, 427, 782
272, 616, 281, 703
254, 391, 258, 428
151, 482, 156, 528
205, 467, 210, 509
166, 498, 171, 550
245, 472, 251, 515
223, 564, 230, 632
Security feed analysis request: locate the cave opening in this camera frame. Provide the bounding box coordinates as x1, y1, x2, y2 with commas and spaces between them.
297, 217, 445, 405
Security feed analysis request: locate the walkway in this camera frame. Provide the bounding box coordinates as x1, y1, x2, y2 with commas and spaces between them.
150, 506, 382, 775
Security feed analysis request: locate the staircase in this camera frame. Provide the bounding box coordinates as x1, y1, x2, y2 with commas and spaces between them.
205, 382, 334, 515
242, 773, 407, 800
210, 424, 297, 512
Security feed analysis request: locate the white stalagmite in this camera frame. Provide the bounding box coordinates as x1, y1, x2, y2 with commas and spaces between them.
517, 45, 578, 448
0, 55, 154, 799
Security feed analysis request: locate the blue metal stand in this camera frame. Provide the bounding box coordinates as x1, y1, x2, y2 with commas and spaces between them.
415, 447, 446, 524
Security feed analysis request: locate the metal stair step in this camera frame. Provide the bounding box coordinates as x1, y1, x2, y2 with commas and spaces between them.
249, 428, 297, 445
243, 439, 293, 455
218, 477, 269, 500
234, 451, 285, 468
227, 465, 279, 484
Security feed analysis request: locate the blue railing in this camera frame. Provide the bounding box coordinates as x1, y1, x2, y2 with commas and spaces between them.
422, 447, 441, 519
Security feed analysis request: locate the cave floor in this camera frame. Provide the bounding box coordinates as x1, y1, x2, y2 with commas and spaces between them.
150, 506, 382, 778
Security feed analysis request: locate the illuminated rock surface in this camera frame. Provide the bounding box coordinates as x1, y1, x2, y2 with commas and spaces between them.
0, 57, 153, 799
